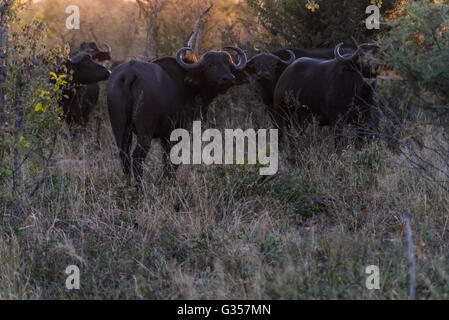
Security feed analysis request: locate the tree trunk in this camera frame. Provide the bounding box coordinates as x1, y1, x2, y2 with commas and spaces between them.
0, 1, 13, 133
143, 16, 152, 58
153, 21, 159, 58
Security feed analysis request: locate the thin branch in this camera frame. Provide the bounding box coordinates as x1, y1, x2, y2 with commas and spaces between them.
187, 2, 214, 57
137, 0, 168, 58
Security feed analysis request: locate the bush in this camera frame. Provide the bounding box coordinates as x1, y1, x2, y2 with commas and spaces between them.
379, 0, 449, 122
0, 7, 67, 210
246, 0, 395, 49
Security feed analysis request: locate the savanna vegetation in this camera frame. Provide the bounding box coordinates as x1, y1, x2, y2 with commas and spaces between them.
1, 0, 449, 300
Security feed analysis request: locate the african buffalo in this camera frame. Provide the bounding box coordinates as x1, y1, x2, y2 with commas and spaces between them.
107, 46, 248, 184
245, 47, 355, 126
61, 42, 111, 130
273, 43, 379, 146
59, 53, 111, 128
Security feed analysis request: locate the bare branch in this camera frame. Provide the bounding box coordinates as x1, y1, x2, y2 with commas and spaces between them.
194, 28, 202, 58
187, 2, 214, 56
137, 0, 169, 58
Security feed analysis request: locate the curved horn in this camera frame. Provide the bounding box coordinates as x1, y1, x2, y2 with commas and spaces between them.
334, 42, 361, 62
279, 49, 295, 65
334, 43, 351, 62
223, 46, 247, 70
175, 47, 203, 70
102, 43, 111, 53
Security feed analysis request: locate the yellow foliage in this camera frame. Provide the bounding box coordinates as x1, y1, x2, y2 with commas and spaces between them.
31, 167, 43, 174
19, 136, 30, 148
371, 0, 383, 8
306, 0, 319, 12
34, 102, 49, 112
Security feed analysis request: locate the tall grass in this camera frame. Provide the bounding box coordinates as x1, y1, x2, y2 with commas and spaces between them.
1, 85, 448, 299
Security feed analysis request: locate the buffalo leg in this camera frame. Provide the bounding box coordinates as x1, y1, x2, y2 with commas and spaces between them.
110, 111, 133, 177
132, 136, 152, 186
119, 130, 133, 177
161, 139, 179, 178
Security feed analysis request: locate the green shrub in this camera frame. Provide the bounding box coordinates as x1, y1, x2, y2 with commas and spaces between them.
0, 14, 68, 208
246, 0, 395, 48
379, 0, 449, 122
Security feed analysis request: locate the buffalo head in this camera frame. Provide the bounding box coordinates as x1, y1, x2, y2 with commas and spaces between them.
245, 50, 295, 81
64, 53, 111, 84
175, 46, 249, 90
334, 42, 379, 78
79, 41, 112, 62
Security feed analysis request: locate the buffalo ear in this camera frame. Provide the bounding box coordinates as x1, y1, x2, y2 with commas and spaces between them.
184, 69, 203, 88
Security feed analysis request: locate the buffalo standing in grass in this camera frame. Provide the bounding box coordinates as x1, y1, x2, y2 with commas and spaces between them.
107, 46, 248, 184
58, 53, 110, 130
244, 50, 295, 112
61, 42, 111, 130
245, 47, 355, 128
273, 43, 379, 146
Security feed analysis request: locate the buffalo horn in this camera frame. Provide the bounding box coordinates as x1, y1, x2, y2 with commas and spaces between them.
334, 42, 361, 62
175, 47, 203, 70
223, 46, 247, 70
279, 49, 295, 65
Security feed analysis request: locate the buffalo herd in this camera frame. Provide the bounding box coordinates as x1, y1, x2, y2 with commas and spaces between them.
55, 40, 379, 184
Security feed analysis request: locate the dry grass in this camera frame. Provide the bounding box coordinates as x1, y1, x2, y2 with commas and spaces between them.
1, 87, 449, 299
